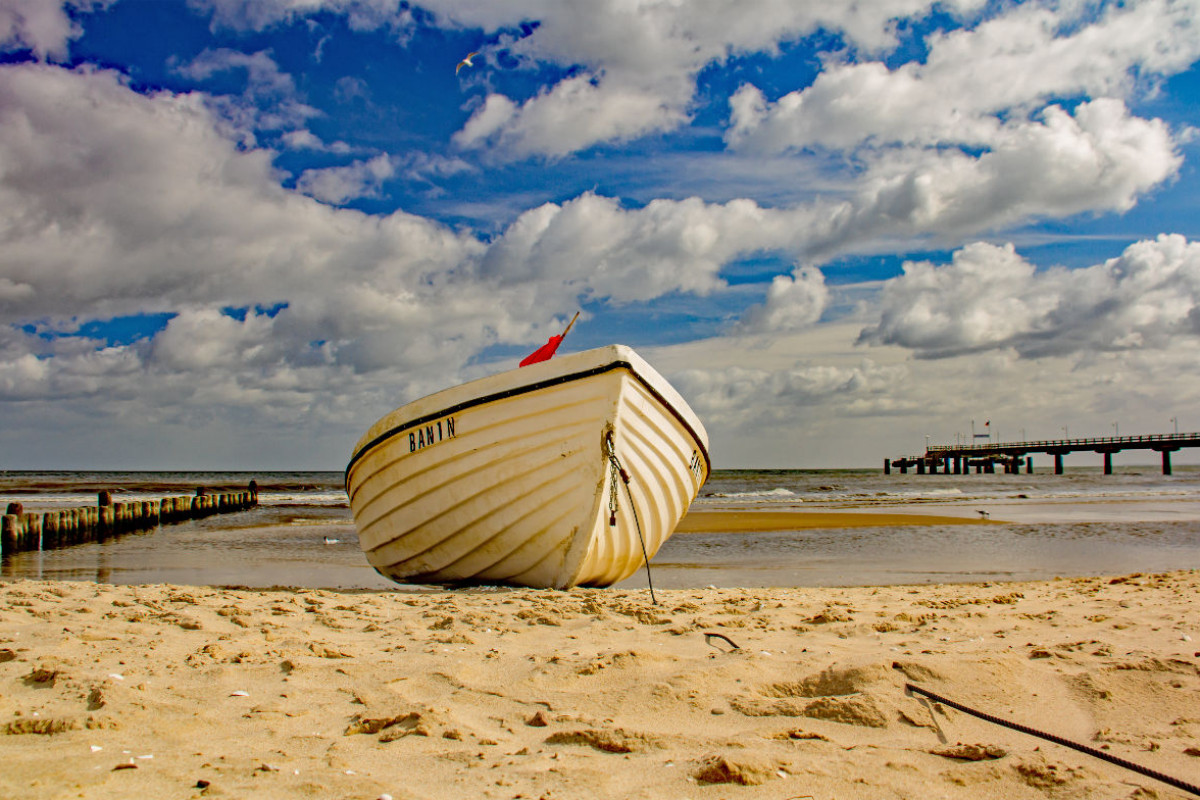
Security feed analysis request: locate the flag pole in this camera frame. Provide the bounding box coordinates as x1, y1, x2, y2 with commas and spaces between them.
561, 311, 580, 339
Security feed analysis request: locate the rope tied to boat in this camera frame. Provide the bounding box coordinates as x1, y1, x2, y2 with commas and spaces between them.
605, 432, 658, 605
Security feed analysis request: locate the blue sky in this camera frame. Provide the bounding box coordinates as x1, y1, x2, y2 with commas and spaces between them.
2, 0, 1200, 469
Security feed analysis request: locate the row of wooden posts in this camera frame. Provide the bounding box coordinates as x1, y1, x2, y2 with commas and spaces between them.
0, 482, 258, 556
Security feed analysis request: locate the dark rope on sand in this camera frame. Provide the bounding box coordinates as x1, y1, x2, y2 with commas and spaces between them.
903, 681, 1200, 797
703, 632, 740, 651
606, 433, 657, 605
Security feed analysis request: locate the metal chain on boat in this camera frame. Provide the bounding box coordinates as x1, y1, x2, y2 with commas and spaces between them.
605, 433, 658, 605
607, 454, 621, 526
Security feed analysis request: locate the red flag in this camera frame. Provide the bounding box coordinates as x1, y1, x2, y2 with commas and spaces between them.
519, 334, 564, 367
518, 312, 579, 368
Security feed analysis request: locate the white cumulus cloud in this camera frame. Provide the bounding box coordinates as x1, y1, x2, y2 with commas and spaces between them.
727, 0, 1200, 155
439, 0, 989, 158
735, 266, 829, 334
0, 0, 111, 61
859, 235, 1200, 358
296, 153, 399, 204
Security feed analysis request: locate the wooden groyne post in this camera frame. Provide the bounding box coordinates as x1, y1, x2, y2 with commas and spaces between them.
1, 482, 259, 558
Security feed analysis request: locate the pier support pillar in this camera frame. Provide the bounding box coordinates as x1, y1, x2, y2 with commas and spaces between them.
1054, 454, 1064, 474
1103, 452, 1113, 475
884, 458, 891, 475
953, 457, 961, 475
899, 463, 908, 474
916, 460, 925, 475
1026, 457, 1033, 474
1162, 450, 1173, 475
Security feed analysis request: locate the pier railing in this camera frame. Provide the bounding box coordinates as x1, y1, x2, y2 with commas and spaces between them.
927, 432, 1200, 455
1, 483, 259, 557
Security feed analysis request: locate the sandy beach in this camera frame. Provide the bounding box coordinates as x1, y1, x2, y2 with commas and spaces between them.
3, 569, 1199, 799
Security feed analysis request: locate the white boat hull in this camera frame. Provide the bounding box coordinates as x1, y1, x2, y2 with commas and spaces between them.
345, 345, 710, 589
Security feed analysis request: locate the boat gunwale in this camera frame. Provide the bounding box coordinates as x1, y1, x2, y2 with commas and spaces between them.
345, 358, 711, 483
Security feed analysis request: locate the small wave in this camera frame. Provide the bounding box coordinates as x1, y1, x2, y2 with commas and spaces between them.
708, 488, 799, 500
883, 488, 966, 499
258, 491, 349, 506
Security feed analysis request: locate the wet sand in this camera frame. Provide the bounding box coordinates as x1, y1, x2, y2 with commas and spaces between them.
677, 509, 1000, 532
682, 493, 1200, 529
2, 572, 1199, 799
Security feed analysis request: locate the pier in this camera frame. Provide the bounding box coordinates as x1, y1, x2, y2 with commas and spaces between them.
886, 432, 1200, 475
0, 482, 258, 557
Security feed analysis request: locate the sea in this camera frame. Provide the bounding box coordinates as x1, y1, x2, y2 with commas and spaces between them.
2, 467, 1199, 590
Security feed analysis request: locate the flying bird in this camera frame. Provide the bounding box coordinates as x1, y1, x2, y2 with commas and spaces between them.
455, 51, 480, 74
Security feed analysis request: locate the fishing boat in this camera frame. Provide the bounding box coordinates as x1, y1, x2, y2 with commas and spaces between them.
345, 344, 710, 589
